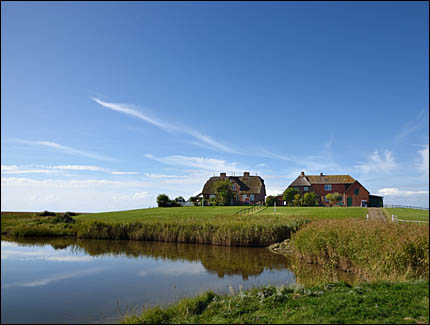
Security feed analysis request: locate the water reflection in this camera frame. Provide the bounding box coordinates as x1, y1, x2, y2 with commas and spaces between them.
2, 237, 362, 324
3, 237, 288, 280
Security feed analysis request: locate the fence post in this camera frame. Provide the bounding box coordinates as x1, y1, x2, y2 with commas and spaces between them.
392, 215, 394, 222
366, 214, 368, 220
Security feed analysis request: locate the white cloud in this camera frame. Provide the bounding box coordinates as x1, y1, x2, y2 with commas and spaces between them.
354, 151, 397, 174
397, 108, 428, 139
91, 98, 234, 153
0, 176, 196, 211
51, 165, 108, 171
10, 139, 114, 161
377, 187, 429, 196
109, 171, 138, 175
417, 145, 429, 176
144, 173, 187, 179
1, 164, 138, 176
256, 148, 292, 161
1, 165, 60, 174
132, 192, 148, 200
144, 154, 246, 173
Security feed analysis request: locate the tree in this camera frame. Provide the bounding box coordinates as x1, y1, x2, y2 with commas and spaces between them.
303, 192, 318, 206
292, 193, 304, 207
265, 195, 276, 206
157, 194, 170, 207
189, 196, 200, 206
326, 192, 342, 207
212, 179, 234, 206
283, 187, 298, 206
175, 196, 185, 202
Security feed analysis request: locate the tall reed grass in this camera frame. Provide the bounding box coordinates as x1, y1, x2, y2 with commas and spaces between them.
292, 219, 429, 280
76, 218, 309, 247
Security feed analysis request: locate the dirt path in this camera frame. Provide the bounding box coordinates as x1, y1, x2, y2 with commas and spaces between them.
367, 208, 387, 222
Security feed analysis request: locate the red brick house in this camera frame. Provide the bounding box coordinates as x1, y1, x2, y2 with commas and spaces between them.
287, 172, 369, 207
201, 172, 266, 205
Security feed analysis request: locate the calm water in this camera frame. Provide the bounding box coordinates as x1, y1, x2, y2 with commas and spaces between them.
1, 237, 359, 324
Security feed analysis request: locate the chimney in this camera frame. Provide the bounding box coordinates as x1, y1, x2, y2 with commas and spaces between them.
300, 171, 305, 177
320, 172, 324, 176
220, 172, 226, 179
243, 171, 250, 178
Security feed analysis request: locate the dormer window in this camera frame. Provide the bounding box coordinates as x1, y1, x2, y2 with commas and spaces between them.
324, 184, 332, 191
304, 187, 309, 191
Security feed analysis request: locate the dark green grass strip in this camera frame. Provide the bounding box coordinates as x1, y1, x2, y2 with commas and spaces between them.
122, 280, 429, 324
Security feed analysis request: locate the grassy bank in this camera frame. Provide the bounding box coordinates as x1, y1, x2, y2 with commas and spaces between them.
2, 209, 309, 246
122, 280, 429, 324
1, 207, 366, 246
292, 219, 429, 280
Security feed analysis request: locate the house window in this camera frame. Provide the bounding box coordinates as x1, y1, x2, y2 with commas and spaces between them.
354, 188, 359, 195
293, 187, 300, 191
232, 185, 236, 191
209, 194, 216, 199
303, 187, 309, 191
324, 184, 332, 191
242, 194, 247, 200
250, 194, 255, 201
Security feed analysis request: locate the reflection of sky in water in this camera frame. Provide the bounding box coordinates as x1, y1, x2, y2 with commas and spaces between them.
1, 239, 295, 324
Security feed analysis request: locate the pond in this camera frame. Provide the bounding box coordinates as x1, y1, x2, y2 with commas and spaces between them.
1, 237, 359, 324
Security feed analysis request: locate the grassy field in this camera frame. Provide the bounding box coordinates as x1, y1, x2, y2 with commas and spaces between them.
122, 280, 429, 324
75, 206, 245, 223
256, 206, 367, 219
385, 208, 429, 222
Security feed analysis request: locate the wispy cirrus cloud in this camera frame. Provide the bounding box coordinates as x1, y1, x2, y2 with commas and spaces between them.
91, 98, 235, 153
1, 164, 137, 175
397, 108, 429, 139
1, 165, 60, 174
354, 150, 397, 174
144, 153, 246, 173
417, 145, 429, 177
10, 139, 114, 161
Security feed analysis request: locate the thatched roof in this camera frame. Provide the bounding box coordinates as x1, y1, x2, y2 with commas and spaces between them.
202, 175, 265, 195
306, 175, 355, 184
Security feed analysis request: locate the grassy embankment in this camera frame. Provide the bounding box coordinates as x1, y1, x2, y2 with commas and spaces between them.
123, 216, 429, 324
292, 219, 429, 281
2, 206, 366, 246
384, 208, 429, 222
122, 281, 429, 324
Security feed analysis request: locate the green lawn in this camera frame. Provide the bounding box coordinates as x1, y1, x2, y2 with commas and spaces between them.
74, 206, 367, 223
257, 206, 367, 219
385, 208, 429, 222
75, 206, 246, 223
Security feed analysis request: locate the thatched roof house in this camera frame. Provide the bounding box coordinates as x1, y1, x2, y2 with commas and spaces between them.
201, 172, 266, 205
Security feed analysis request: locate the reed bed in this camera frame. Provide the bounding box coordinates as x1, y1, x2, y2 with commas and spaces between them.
292, 219, 429, 280
76, 217, 309, 247
2, 212, 309, 247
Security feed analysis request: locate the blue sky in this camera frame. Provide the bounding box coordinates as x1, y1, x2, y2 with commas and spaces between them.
1, 2, 429, 211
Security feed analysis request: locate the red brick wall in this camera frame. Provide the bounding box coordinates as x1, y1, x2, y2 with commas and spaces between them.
309, 184, 348, 204
345, 182, 369, 207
